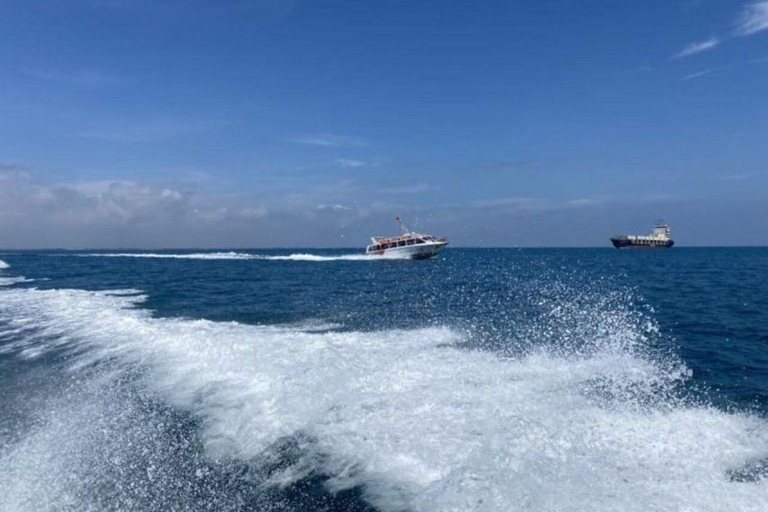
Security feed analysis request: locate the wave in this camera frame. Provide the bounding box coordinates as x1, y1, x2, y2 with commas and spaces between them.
0, 259, 9, 269
1, 287, 767, 511
0, 277, 33, 287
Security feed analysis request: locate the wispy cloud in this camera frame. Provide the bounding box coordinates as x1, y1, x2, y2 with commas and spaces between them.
749, 56, 768, 64
291, 133, 365, 147
317, 204, 352, 212
471, 195, 672, 213
335, 158, 365, 169
0, 170, 192, 227
471, 196, 604, 212
668, 3, 768, 65
680, 68, 716, 81
25, 68, 119, 86
674, 38, 720, 59
736, 1, 768, 35
472, 197, 544, 210
0, 163, 33, 180
564, 198, 600, 208
379, 183, 431, 195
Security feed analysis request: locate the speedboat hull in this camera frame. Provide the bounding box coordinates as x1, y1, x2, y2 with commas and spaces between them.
367, 241, 447, 259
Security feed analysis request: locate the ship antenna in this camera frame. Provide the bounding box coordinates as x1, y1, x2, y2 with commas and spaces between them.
395, 215, 410, 235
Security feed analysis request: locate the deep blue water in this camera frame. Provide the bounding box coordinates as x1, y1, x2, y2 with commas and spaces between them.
1, 248, 767, 511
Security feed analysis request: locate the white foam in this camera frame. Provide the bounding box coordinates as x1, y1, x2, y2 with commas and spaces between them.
78, 252, 257, 260
0, 276, 32, 287
0, 259, 9, 269
254, 252, 409, 262
1, 287, 767, 511
76, 252, 408, 261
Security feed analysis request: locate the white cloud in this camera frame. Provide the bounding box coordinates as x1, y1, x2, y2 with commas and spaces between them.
680, 68, 716, 81
291, 133, 365, 147
0, 166, 269, 232
318, 204, 352, 212
0, 170, 192, 231
674, 38, 720, 58
736, 2, 768, 35
240, 206, 268, 218
0, 163, 34, 182
472, 197, 544, 210
335, 158, 365, 169
565, 198, 599, 208
471, 195, 670, 213
191, 205, 269, 224
0, 164, 369, 247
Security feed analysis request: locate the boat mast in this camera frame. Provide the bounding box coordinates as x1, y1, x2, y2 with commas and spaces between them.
395, 215, 410, 235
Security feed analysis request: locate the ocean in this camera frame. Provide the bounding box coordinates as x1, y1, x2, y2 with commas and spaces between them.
0, 248, 767, 511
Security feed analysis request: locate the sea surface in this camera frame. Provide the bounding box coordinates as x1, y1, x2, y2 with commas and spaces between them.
1, 248, 767, 511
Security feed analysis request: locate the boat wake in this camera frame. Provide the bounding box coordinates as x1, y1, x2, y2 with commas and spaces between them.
0, 259, 10, 269
1, 283, 767, 511
78, 252, 257, 260
0, 276, 33, 287
253, 253, 410, 262
76, 252, 412, 262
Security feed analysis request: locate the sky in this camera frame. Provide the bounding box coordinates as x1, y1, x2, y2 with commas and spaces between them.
1, 0, 767, 248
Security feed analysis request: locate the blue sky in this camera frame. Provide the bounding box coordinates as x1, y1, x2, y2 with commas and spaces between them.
1, 0, 767, 248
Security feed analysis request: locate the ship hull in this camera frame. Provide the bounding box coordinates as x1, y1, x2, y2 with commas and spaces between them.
610, 238, 674, 249
366, 241, 447, 259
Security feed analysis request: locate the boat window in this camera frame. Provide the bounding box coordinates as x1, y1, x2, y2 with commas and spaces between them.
407, 239, 414, 245
398, 240, 405, 247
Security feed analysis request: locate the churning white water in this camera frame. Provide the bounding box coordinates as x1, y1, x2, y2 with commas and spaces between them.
0, 286, 766, 511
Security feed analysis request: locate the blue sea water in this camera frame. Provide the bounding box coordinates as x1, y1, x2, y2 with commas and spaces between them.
0, 248, 767, 511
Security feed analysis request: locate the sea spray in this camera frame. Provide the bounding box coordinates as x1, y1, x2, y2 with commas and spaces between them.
1, 285, 767, 511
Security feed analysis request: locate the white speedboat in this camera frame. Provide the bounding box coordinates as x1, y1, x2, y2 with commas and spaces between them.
364, 217, 448, 259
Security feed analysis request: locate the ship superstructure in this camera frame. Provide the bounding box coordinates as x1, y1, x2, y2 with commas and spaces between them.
611, 221, 674, 249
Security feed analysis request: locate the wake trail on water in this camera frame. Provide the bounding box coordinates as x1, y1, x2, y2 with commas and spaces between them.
1, 286, 767, 511
76, 252, 409, 261
253, 253, 408, 261
78, 252, 257, 260
0, 262, 34, 287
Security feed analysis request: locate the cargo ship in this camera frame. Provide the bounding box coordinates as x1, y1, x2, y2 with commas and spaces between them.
610, 221, 674, 249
